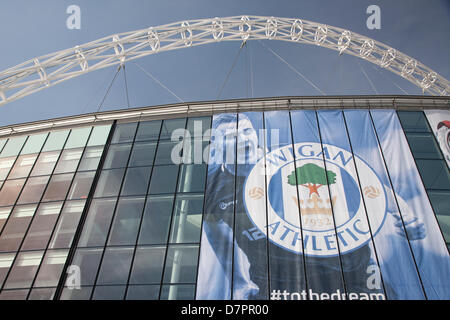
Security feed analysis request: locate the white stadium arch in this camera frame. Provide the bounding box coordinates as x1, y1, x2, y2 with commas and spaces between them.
0, 15, 448, 107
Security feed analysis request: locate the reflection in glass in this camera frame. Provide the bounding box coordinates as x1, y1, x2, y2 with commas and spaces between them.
108, 197, 145, 246
126, 285, 160, 300
20, 133, 48, 155
103, 144, 132, 169
160, 284, 195, 300
3, 251, 44, 289
0, 178, 26, 206
8, 154, 38, 179
33, 249, 68, 287
0, 157, 16, 180
154, 141, 179, 165
159, 118, 186, 140
94, 169, 125, 198
96, 247, 134, 285
70, 248, 103, 285
42, 173, 74, 202
169, 194, 203, 243
53, 148, 83, 173
138, 195, 174, 245
17, 175, 50, 204
177, 164, 207, 193
0, 253, 15, 288
163, 244, 199, 284
78, 146, 103, 171
0, 289, 29, 300
405, 133, 443, 159
148, 165, 179, 194
64, 127, 92, 149
48, 200, 86, 249
397, 111, 430, 133
87, 125, 111, 147
129, 246, 166, 284
21, 202, 63, 250
30, 151, 60, 176
128, 141, 157, 167
42, 130, 69, 152
67, 171, 95, 200
28, 287, 56, 300
0, 204, 37, 252
78, 198, 117, 247
111, 123, 137, 144
0, 136, 27, 158
92, 285, 126, 300
416, 159, 450, 189
60, 286, 93, 300
135, 120, 161, 142
121, 167, 151, 196
0, 207, 12, 232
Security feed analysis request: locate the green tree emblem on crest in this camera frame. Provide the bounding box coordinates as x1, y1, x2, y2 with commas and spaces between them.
287, 163, 336, 197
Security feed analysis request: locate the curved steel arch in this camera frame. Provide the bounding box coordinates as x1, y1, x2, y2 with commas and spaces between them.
0, 15, 448, 106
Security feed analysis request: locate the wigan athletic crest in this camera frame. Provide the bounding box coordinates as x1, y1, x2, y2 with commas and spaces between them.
244, 142, 387, 257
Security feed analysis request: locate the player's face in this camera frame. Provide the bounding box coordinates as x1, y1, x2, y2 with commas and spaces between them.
236, 118, 258, 164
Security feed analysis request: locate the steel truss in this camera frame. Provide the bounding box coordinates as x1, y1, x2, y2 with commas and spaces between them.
0, 15, 448, 107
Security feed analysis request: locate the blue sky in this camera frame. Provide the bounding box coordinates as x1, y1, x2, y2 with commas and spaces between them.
0, 0, 448, 127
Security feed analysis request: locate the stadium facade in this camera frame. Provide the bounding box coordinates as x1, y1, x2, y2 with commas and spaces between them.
0, 95, 448, 300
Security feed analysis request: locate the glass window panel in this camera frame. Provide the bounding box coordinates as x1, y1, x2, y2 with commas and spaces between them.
17, 175, 50, 204
177, 164, 206, 193
111, 123, 137, 144
78, 146, 103, 171
0, 136, 27, 158
436, 214, 450, 243
60, 286, 93, 300
42, 130, 70, 152
187, 116, 211, 138
126, 285, 160, 300
0, 253, 15, 288
20, 133, 48, 155
64, 127, 92, 149
154, 140, 179, 165
397, 111, 431, 133
0, 289, 29, 300
53, 148, 83, 173
48, 200, 85, 249
70, 248, 103, 285
0, 204, 37, 252
28, 287, 56, 300
160, 284, 195, 300
416, 159, 450, 190
67, 171, 95, 200
169, 194, 203, 244
33, 249, 68, 287
148, 165, 179, 194
94, 169, 125, 198
121, 167, 151, 196
128, 141, 157, 167
78, 198, 117, 247
42, 173, 74, 202
92, 285, 126, 300
0, 139, 7, 154
103, 144, 132, 169
30, 151, 60, 176
0, 207, 12, 232
135, 120, 162, 142
3, 251, 44, 289
428, 190, 450, 216
87, 125, 111, 147
96, 247, 134, 285
159, 118, 186, 140
0, 178, 25, 206
107, 197, 145, 246
138, 195, 174, 245
21, 202, 63, 251
8, 154, 38, 179
163, 244, 199, 284
129, 246, 165, 284
0, 156, 16, 180
406, 133, 443, 159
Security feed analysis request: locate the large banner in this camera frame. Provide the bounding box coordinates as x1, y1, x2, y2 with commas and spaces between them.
424, 109, 450, 168
196, 110, 450, 300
